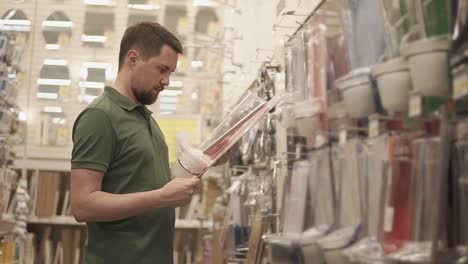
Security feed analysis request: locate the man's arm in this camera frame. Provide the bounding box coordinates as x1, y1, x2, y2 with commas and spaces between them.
70, 168, 201, 223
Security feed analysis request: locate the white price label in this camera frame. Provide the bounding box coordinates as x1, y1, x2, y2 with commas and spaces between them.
409, 94, 422, 117
339, 130, 347, 145
384, 207, 395, 232
368, 119, 379, 138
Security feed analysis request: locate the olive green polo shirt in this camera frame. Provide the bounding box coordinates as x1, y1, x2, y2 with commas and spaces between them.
71, 86, 174, 264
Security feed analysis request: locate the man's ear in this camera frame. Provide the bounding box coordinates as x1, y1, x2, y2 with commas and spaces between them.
127, 49, 138, 67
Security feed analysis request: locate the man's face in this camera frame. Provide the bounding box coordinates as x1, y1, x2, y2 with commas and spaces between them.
130, 44, 178, 105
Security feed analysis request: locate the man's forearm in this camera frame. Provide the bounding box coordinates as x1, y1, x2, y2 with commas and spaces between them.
72, 189, 166, 223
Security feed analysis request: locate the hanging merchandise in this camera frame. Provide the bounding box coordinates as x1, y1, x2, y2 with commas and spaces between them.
336, 0, 387, 69
453, 0, 468, 50
335, 68, 377, 118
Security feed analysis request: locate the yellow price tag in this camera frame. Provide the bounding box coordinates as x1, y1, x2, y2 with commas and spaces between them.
177, 18, 189, 35
58, 32, 70, 48
453, 74, 468, 100
207, 21, 219, 36
16, 33, 26, 47
409, 94, 422, 117
368, 119, 379, 138
56, 126, 68, 145
58, 86, 69, 99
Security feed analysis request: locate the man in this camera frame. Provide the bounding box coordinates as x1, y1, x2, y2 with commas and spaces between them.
70, 22, 201, 264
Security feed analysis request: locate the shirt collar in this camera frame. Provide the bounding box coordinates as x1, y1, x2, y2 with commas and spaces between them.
104, 86, 153, 115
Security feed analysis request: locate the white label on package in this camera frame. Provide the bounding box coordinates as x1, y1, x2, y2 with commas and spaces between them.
453, 73, 468, 100
368, 119, 379, 138
384, 207, 395, 232
339, 130, 347, 145
409, 94, 422, 117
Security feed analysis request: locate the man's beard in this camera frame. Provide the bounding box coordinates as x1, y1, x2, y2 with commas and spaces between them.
133, 87, 158, 105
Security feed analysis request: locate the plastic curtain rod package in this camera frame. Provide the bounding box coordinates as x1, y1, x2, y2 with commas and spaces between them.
283, 160, 311, 235
199, 92, 285, 164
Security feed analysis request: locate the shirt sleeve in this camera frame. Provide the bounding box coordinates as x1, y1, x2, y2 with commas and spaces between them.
71, 108, 116, 172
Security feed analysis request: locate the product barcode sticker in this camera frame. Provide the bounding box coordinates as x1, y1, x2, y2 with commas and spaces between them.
368, 119, 379, 138
409, 94, 422, 117
339, 130, 347, 145
384, 207, 395, 232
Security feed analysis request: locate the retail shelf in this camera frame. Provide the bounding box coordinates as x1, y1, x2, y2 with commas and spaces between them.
27, 216, 84, 226
27, 216, 212, 229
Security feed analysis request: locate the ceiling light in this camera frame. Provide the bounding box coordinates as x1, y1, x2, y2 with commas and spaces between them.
162, 90, 183, 96
44, 59, 68, 66
83, 0, 113, 6
192, 0, 213, 7
43, 106, 63, 113
169, 80, 183, 87
37, 92, 59, 99
0, 19, 31, 26
45, 44, 60, 50
79, 81, 105, 89
81, 35, 107, 43
52, 117, 66, 125
82, 62, 112, 69
42, 21, 73, 28
37, 78, 71, 86
191, 60, 203, 68
127, 4, 160, 10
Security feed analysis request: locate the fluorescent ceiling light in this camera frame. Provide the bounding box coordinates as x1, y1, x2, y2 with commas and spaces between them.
79, 81, 105, 89
18, 111, 27, 121
45, 44, 60, 50
82, 62, 112, 69
0, 19, 31, 26
44, 59, 68, 66
128, 4, 160, 10
42, 20, 73, 28
81, 35, 107, 43
0, 25, 30, 32
84, 0, 113, 6
191, 60, 203, 68
159, 96, 177, 104
37, 92, 59, 99
192, 0, 213, 7
162, 90, 183, 96
37, 78, 71, 86
43, 106, 63, 113
169, 80, 183, 87
52, 117, 66, 125
159, 103, 177, 110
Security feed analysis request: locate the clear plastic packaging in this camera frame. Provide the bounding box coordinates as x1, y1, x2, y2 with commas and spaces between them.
283, 160, 311, 234
337, 0, 387, 69
381, 0, 421, 57
198, 92, 285, 163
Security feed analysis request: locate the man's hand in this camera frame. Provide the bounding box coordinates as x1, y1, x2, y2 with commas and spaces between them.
159, 176, 202, 207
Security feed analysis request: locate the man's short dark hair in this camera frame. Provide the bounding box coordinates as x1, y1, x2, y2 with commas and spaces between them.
118, 22, 183, 71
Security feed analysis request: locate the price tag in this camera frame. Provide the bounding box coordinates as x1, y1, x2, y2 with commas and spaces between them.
58, 32, 70, 48
453, 74, 468, 100
207, 21, 219, 36
368, 119, 379, 138
56, 126, 68, 146
58, 86, 69, 100
177, 17, 189, 35
339, 130, 347, 145
409, 93, 422, 117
